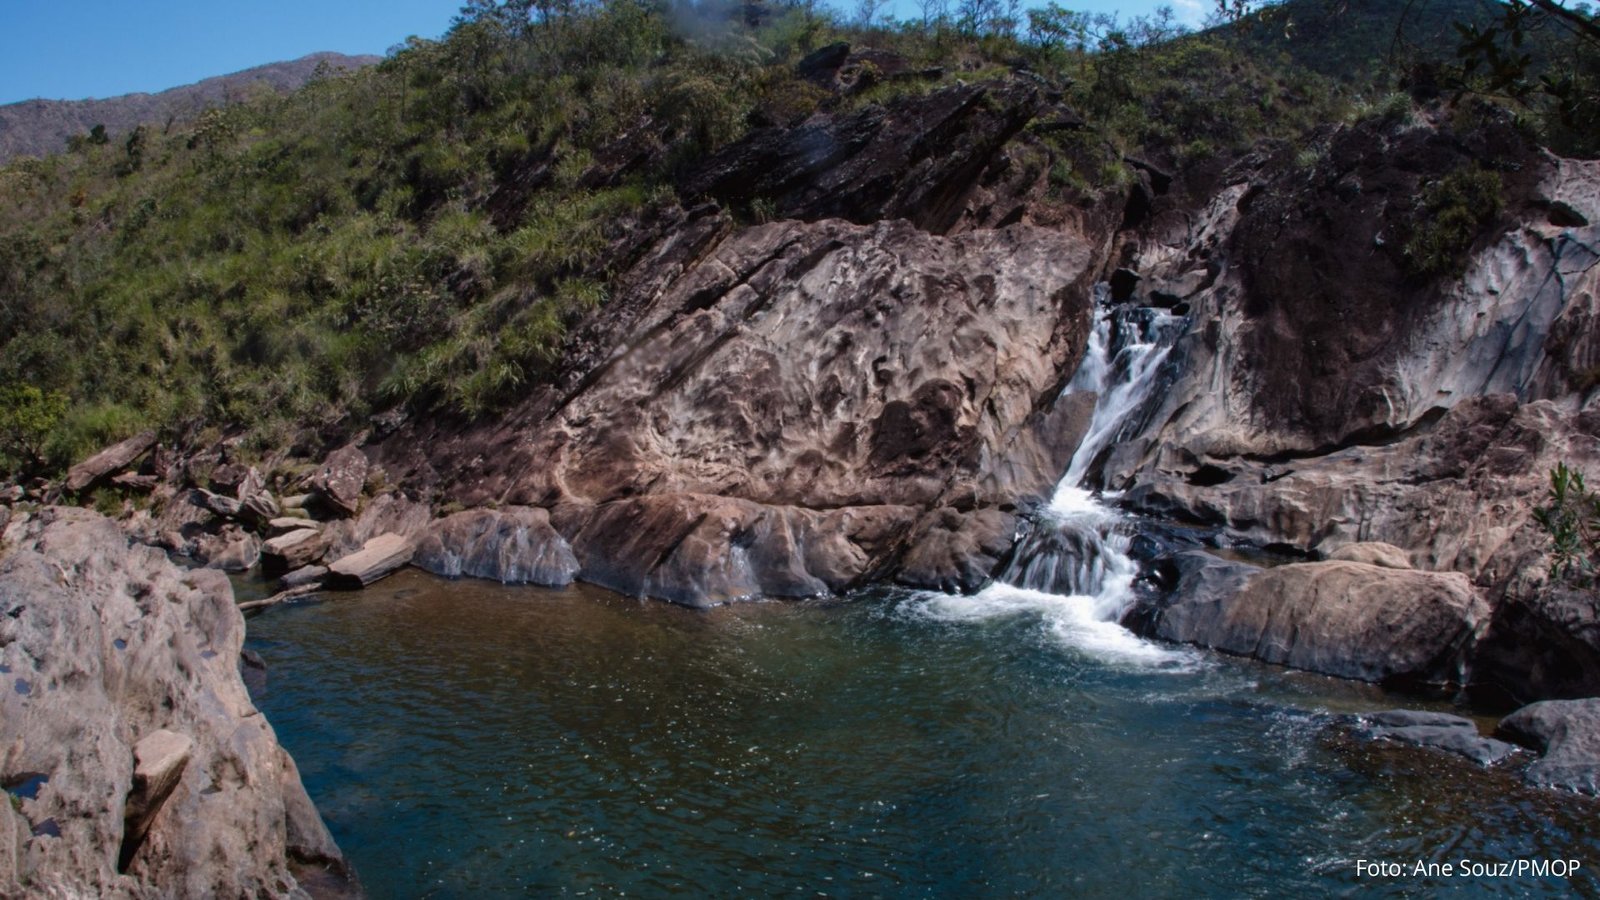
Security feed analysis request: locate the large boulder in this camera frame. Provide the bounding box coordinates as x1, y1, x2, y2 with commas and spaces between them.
0, 507, 352, 897
308, 445, 368, 518
413, 507, 579, 586
1497, 698, 1600, 795
1145, 558, 1490, 686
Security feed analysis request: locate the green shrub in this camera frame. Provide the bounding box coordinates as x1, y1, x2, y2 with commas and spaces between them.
1534, 462, 1600, 588
1402, 167, 1503, 280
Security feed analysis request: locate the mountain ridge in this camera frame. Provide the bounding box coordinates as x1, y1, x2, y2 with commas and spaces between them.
0, 51, 381, 162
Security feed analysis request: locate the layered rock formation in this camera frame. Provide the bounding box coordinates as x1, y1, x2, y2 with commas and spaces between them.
1093, 109, 1600, 701
378, 205, 1100, 603
0, 507, 352, 897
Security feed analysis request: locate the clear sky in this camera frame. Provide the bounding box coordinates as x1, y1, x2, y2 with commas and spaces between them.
0, 0, 1209, 105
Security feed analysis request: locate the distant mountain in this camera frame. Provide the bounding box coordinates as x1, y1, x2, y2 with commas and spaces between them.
0, 51, 381, 162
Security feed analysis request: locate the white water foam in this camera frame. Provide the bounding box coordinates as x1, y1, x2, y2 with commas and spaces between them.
905, 293, 1194, 669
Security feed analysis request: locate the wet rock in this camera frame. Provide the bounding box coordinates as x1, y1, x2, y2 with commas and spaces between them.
325, 532, 415, 589
260, 528, 329, 575
1148, 559, 1488, 686
0, 507, 350, 896
1497, 698, 1600, 795
414, 507, 579, 586
1358, 710, 1521, 766
309, 444, 368, 517
896, 507, 1017, 594
278, 564, 328, 591
64, 430, 157, 493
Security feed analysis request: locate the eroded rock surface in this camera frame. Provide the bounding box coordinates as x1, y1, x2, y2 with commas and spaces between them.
0, 507, 352, 898
1146, 558, 1488, 686
413, 507, 578, 586
379, 214, 1097, 605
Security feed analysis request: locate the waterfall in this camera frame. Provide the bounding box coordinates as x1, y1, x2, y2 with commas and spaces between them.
907, 288, 1193, 668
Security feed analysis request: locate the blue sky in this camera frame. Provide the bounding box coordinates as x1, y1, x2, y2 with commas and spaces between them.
0, 0, 1209, 104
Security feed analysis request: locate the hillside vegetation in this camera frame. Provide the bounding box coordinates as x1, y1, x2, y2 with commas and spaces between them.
0, 0, 1590, 481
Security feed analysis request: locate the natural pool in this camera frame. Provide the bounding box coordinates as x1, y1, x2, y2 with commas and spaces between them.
242, 570, 1600, 898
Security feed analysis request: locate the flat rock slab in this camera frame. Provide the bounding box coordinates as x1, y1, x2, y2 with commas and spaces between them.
260, 528, 329, 575
1359, 710, 1521, 767
1497, 698, 1600, 795
64, 430, 157, 492
325, 533, 414, 589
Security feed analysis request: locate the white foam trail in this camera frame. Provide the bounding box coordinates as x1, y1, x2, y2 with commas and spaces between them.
907, 583, 1199, 669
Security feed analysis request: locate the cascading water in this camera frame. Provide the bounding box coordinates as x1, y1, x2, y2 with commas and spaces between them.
910, 286, 1192, 667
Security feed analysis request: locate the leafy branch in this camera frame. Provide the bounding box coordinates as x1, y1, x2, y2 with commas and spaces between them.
1534, 462, 1600, 588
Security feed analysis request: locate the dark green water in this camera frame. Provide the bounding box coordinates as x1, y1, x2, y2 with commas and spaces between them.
243, 570, 1600, 898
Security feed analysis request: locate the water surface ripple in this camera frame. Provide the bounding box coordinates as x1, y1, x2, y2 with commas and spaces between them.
243, 571, 1600, 898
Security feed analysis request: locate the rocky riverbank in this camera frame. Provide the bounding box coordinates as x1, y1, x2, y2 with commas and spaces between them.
0, 506, 356, 898
12, 53, 1600, 798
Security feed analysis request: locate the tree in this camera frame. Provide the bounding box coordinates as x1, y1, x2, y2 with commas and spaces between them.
0, 383, 67, 477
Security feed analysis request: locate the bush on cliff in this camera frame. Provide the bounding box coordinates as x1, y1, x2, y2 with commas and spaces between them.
1536, 462, 1600, 588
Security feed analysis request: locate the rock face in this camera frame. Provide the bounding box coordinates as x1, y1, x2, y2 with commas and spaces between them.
379, 210, 1099, 605
1092, 108, 1600, 700
413, 507, 578, 586
1146, 558, 1489, 686
0, 507, 352, 897
1497, 698, 1600, 795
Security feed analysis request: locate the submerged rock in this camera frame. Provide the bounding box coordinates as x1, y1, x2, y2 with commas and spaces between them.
414, 507, 579, 586
0, 507, 352, 897
1497, 698, 1600, 795
1358, 710, 1521, 767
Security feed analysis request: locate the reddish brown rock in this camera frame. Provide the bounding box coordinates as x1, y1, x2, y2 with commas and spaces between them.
64, 430, 157, 493
309, 444, 368, 517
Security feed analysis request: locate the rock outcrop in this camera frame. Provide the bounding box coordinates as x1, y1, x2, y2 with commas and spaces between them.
377, 211, 1100, 606
0, 507, 353, 897
1497, 698, 1600, 795
412, 507, 578, 586
64, 431, 158, 494
1145, 556, 1489, 686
